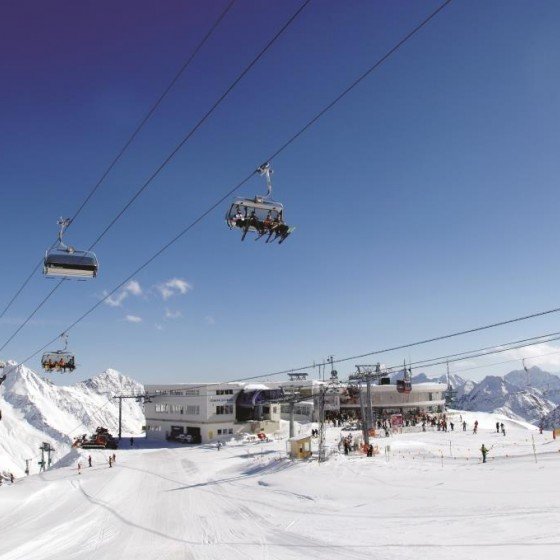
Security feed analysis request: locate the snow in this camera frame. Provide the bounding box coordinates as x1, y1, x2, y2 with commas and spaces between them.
1, 411, 559, 559
0, 363, 144, 476
242, 383, 271, 391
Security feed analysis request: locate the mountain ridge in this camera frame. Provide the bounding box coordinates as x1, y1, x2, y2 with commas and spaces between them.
0, 363, 144, 477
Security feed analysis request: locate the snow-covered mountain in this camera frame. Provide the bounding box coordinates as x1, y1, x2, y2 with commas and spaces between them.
542, 404, 560, 429
0, 363, 144, 477
504, 367, 560, 405
455, 375, 556, 424
405, 367, 558, 424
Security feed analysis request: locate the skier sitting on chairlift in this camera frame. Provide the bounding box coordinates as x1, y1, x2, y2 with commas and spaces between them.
233, 207, 245, 228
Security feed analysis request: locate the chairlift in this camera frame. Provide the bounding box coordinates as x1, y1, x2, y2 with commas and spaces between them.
41, 333, 76, 373
226, 163, 294, 243
396, 362, 412, 394
44, 218, 99, 279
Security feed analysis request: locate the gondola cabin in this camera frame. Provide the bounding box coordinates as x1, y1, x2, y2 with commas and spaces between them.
44, 249, 99, 279
226, 198, 284, 232
396, 380, 412, 394
41, 351, 76, 373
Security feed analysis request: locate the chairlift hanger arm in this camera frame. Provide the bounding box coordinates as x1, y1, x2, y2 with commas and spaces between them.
256, 162, 273, 200
57, 218, 73, 251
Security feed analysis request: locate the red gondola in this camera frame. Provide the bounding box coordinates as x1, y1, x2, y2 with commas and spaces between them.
396, 362, 412, 394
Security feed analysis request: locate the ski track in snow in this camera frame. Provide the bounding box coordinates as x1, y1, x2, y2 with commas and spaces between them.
1, 411, 560, 559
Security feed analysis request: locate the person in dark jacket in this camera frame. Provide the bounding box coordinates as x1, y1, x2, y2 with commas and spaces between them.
480, 444, 489, 463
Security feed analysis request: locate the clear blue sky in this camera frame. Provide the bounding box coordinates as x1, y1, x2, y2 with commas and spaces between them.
2, 0, 560, 384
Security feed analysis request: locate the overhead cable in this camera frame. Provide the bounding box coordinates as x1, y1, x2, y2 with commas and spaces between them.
0, 0, 236, 320
10, 0, 453, 371
0, 0, 308, 350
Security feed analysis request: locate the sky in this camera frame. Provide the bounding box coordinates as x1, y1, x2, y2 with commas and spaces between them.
2, 0, 560, 385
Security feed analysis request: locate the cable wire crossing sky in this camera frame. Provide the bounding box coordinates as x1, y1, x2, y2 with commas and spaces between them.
2, 0, 560, 384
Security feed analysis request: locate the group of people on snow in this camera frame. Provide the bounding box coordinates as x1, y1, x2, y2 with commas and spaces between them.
77, 453, 117, 474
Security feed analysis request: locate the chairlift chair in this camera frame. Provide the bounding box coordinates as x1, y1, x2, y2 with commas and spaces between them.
43, 218, 99, 279
226, 163, 294, 243
41, 334, 76, 373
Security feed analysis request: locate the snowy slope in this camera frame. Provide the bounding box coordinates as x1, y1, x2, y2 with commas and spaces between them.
0, 363, 144, 476
0, 412, 558, 560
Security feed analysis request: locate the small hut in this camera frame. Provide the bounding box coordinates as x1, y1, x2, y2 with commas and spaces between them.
287, 435, 312, 460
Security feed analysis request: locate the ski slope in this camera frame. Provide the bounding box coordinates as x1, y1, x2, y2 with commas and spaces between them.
0, 364, 144, 476
0, 412, 559, 560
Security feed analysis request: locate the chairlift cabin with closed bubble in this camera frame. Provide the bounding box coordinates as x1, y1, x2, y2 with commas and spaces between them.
226, 163, 294, 243
41, 334, 76, 373
44, 218, 99, 279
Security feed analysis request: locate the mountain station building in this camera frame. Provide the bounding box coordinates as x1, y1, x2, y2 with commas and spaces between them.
144, 378, 447, 443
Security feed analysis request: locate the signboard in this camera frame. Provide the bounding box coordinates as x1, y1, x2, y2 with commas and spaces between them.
209, 397, 235, 404
323, 394, 340, 411
339, 386, 361, 406
313, 394, 340, 412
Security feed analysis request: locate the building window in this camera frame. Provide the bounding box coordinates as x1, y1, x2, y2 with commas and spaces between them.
272, 407, 277, 414
216, 389, 234, 395
218, 429, 222, 435
429, 393, 433, 401
228, 428, 233, 434
186, 405, 200, 415
184, 388, 200, 396
216, 405, 233, 415
155, 404, 170, 413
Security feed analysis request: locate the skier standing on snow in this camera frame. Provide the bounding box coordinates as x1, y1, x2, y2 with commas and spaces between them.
108, 456, 113, 468
462, 421, 467, 431
496, 422, 500, 433
130, 437, 134, 447
480, 444, 489, 463
450, 421, 454, 431
77, 462, 82, 475
473, 420, 479, 434
501, 423, 506, 436
88, 455, 92, 468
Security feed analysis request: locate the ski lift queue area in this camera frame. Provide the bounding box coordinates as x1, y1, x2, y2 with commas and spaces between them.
144, 381, 447, 444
